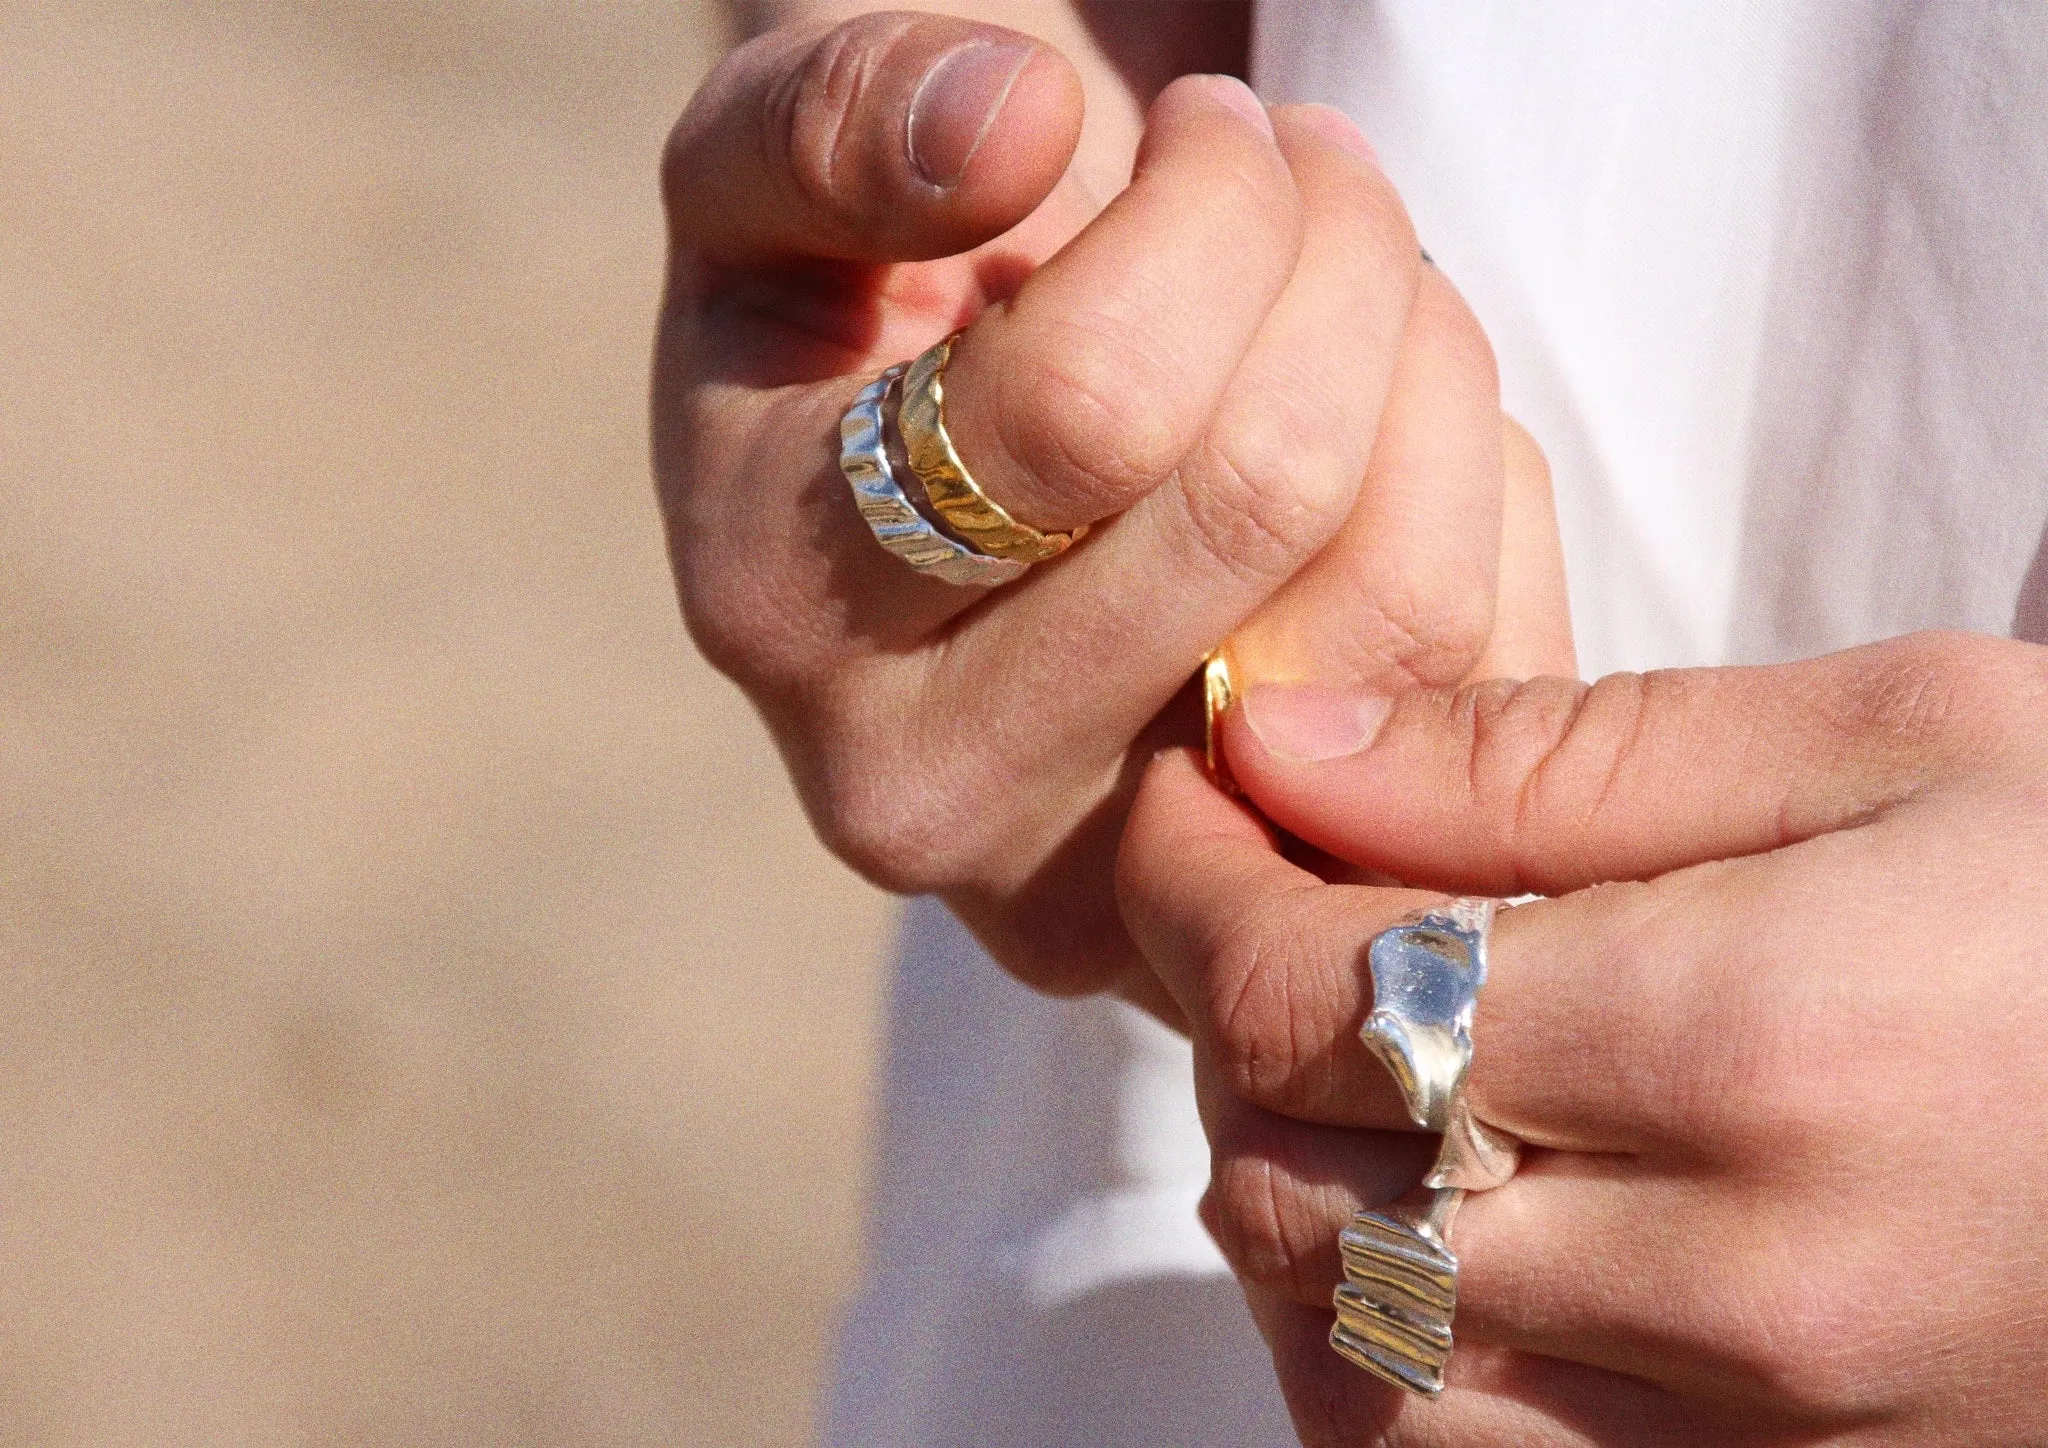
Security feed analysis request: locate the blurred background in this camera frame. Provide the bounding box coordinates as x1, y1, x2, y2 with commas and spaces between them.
1, 4, 900, 1443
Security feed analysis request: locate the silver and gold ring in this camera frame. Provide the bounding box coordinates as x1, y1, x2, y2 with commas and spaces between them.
898, 332, 1084, 563
1331, 897, 1521, 1397
838, 334, 1088, 587
838, 365, 1027, 588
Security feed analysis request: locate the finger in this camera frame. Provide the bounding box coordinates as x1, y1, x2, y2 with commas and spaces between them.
661, 70, 1302, 685
1120, 752, 1742, 1153
1239, 1285, 1412, 1448
1201, 1069, 1701, 1380
938, 73, 1304, 531
1196, 1051, 1437, 1306
931, 105, 1422, 825
1219, 1108, 1857, 1420
1240, 1303, 1685, 1448
1467, 415, 1576, 681
1117, 748, 1436, 1128
663, 13, 1083, 267
655, 15, 1092, 677
656, 368, 992, 694
1225, 262, 1506, 696
1201, 1090, 1703, 1365
1451, 1155, 1840, 1411
1223, 631, 2045, 897
1233, 1179, 1733, 1445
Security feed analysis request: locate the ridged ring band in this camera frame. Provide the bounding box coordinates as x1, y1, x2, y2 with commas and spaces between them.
839, 366, 1027, 588
898, 332, 1085, 564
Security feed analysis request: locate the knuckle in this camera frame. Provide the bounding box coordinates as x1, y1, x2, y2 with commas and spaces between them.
1201, 1154, 1330, 1301
676, 584, 751, 682
1294, 136, 1417, 290
666, 492, 826, 695
1354, 174, 1421, 281
661, 25, 815, 227
769, 15, 908, 226
813, 779, 959, 895
658, 113, 697, 225
659, 43, 744, 219
811, 754, 979, 896
1219, 152, 1308, 264
1503, 413, 1553, 490
797, 689, 989, 895
1351, 574, 1498, 689
1556, 873, 1841, 1160
1831, 631, 2041, 771
674, 549, 786, 687
1709, 1248, 1891, 1418
1179, 431, 1339, 588
1834, 634, 1975, 746
1419, 273, 1500, 390
1458, 674, 1606, 868
997, 337, 1187, 510
1203, 895, 1312, 1108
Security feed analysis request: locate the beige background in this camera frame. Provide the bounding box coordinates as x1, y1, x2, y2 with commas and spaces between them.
0, 4, 899, 1444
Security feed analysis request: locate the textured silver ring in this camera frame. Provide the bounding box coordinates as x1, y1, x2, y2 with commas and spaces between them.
1330, 897, 1521, 1397
838, 366, 1027, 589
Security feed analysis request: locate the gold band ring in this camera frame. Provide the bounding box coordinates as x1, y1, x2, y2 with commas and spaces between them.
1203, 651, 1240, 797
898, 332, 1087, 564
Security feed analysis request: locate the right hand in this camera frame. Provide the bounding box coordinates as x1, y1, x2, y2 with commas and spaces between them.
655, 11, 1571, 1013
1119, 630, 2048, 1446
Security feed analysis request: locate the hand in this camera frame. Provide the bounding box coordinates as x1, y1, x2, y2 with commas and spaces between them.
1118, 631, 2048, 1443
656, 10, 1566, 1011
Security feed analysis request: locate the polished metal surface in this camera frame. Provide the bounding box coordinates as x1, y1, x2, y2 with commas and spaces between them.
898, 333, 1084, 564
838, 366, 1027, 588
1331, 898, 1521, 1398
1202, 651, 1240, 796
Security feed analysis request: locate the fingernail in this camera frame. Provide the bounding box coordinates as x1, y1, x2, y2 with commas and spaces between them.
1186, 73, 1274, 139
1294, 103, 1377, 165
908, 39, 1035, 190
1241, 684, 1392, 762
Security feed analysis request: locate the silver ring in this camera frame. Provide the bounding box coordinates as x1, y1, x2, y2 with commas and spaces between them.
838, 366, 1028, 589
1330, 897, 1522, 1398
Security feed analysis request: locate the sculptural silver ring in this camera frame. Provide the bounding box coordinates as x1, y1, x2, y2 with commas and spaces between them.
1329, 896, 1522, 1398
838, 365, 1028, 588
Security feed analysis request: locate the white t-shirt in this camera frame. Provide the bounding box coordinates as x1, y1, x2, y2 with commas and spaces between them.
827, 4, 2048, 1442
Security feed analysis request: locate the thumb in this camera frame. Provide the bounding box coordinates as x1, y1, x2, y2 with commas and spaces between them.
1221, 631, 2043, 895
664, 12, 1083, 267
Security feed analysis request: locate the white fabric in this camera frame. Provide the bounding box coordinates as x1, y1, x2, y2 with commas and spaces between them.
1259, 0, 2048, 678
827, 4, 2048, 1442
824, 900, 1289, 1446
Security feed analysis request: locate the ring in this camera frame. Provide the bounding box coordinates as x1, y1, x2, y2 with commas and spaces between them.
897, 332, 1086, 563
1330, 897, 1521, 1398
1202, 650, 1240, 796
838, 365, 1028, 588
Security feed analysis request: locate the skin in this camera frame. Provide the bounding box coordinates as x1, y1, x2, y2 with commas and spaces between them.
657, 3, 1571, 1019
1117, 633, 2048, 1445
680, 7, 2048, 1441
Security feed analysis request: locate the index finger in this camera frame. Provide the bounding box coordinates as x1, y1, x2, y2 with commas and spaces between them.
1116, 747, 1437, 1131
1118, 748, 1735, 1154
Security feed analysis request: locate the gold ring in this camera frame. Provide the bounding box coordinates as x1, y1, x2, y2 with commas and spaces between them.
1203, 650, 1241, 797
898, 332, 1086, 564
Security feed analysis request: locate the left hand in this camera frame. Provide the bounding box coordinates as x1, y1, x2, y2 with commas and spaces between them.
1117, 631, 2048, 1445
657, 12, 1574, 1014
